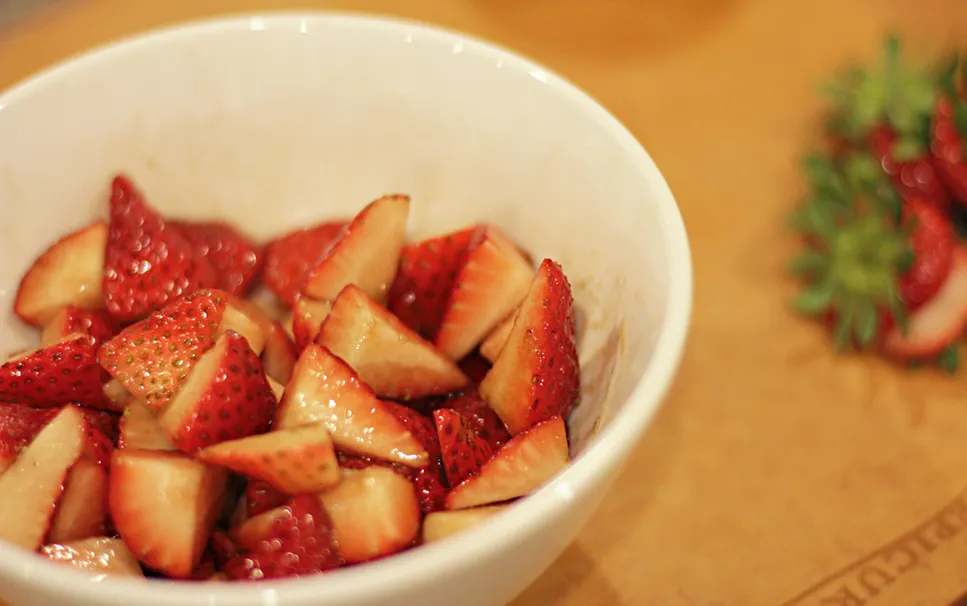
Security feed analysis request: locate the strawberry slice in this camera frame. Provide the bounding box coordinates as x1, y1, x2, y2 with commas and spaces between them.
198, 423, 340, 495
291, 297, 332, 352
224, 495, 343, 580
479, 260, 579, 435
446, 416, 569, 510
435, 227, 535, 360
479, 312, 515, 363
318, 285, 468, 400
157, 331, 276, 453
14, 221, 108, 327
219, 302, 267, 356
436, 389, 510, 450
263, 221, 348, 307
97, 290, 228, 412
223, 296, 297, 384
274, 344, 428, 467
337, 453, 447, 516
170, 220, 263, 297
40, 305, 116, 349
228, 506, 289, 551
245, 479, 288, 517
319, 466, 420, 564
434, 409, 494, 487
0, 333, 115, 411
387, 227, 479, 340
47, 458, 109, 543
42, 537, 144, 577
102, 175, 218, 324
118, 401, 176, 451
109, 449, 227, 578
422, 505, 507, 543
303, 195, 410, 304
0, 403, 116, 474
0, 405, 86, 550
884, 246, 967, 358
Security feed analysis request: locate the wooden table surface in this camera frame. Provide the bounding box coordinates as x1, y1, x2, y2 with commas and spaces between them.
6, 1, 967, 604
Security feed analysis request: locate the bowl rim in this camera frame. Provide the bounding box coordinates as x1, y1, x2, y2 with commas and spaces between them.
0, 10, 693, 605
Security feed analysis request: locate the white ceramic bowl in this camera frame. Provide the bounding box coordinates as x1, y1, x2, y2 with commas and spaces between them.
0, 12, 691, 606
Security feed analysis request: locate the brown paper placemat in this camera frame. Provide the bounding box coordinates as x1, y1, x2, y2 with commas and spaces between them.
4, 1, 967, 604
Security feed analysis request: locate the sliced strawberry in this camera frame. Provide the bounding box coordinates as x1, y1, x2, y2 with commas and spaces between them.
899, 199, 955, 311
931, 96, 967, 205
47, 458, 108, 543
318, 285, 468, 400
0, 333, 114, 411
319, 466, 420, 564
210, 530, 240, 568
42, 537, 144, 577
118, 401, 176, 451
479, 312, 515, 363
263, 221, 348, 307
436, 389, 510, 450
228, 505, 289, 551
157, 331, 276, 453
867, 124, 950, 212
446, 416, 569, 510
274, 344, 428, 467
223, 296, 297, 384
103, 175, 220, 323
479, 260, 579, 435
884, 246, 967, 358
170, 220, 263, 297
218, 302, 266, 356
0, 403, 117, 474
102, 379, 132, 409
245, 479, 288, 517
267, 376, 285, 402
291, 297, 332, 352
459, 352, 492, 386
224, 495, 343, 580
337, 453, 447, 515
382, 401, 440, 460
40, 305, 116, 349
97, 290, 228, 412
435, 227, 535, 360
198, 423, 340, 495
109, 449, 227, 578
303, 195, 410, 304
14, 221, 108, 327
387, 227, 479, 340
422, 505, 507, 543
0, 405, 86, 549
434, 409, 494, 487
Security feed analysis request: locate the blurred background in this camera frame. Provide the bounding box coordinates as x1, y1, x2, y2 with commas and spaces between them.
4, 1, 967, 605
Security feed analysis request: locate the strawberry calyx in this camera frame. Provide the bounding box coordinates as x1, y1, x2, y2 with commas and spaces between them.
824, 35, 937, 161
789, 151, 914, 350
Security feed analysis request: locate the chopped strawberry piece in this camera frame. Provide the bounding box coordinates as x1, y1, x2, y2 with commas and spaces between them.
435, 227, 535, 360
42, 537, 144, 577
318, 284, 468, 400
0, 406, 86, 550
97, 290, 228, 412
102, 175, 219, 323
48, 458, 109, 543
423, 505, 507, 543
219, 303, 266, 355
0, 333, 115, 411
435, 389, 510, 450
157, 331, 276, 453
245, 480, 287, 517
479, 312, 515, 363
224, 495, 344, 580
381, 401, 440, 461
14, 221, 108, 327
0, 403, 116, 474
479, 260, 579, 435
290, 297, 332, 352
170, 220, 263, 297
319, 467, 420, 564
223, 296, 297, 384
387, 227, 478, 340
275, 345, 429, 467
337, 453, 447, 515
263, 221, 348, 307
109, 449, 227, 578
198, 423, 340, 495
884, 246, 967, 358
117, 401, 176, 451
303, 195, 410, 305
434, 409, 495, 487
40, 305, 116, 350
446, 416, 569, 510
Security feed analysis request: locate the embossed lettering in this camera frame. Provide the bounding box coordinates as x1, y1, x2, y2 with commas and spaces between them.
857, 566, 895, 597
882, 543, 917, 574
820, 585, 866, 606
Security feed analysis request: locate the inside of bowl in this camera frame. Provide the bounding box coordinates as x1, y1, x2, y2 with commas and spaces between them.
0, 16, 677, 458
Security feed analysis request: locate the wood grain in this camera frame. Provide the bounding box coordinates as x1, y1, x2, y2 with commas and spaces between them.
4, 1, 967, 604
